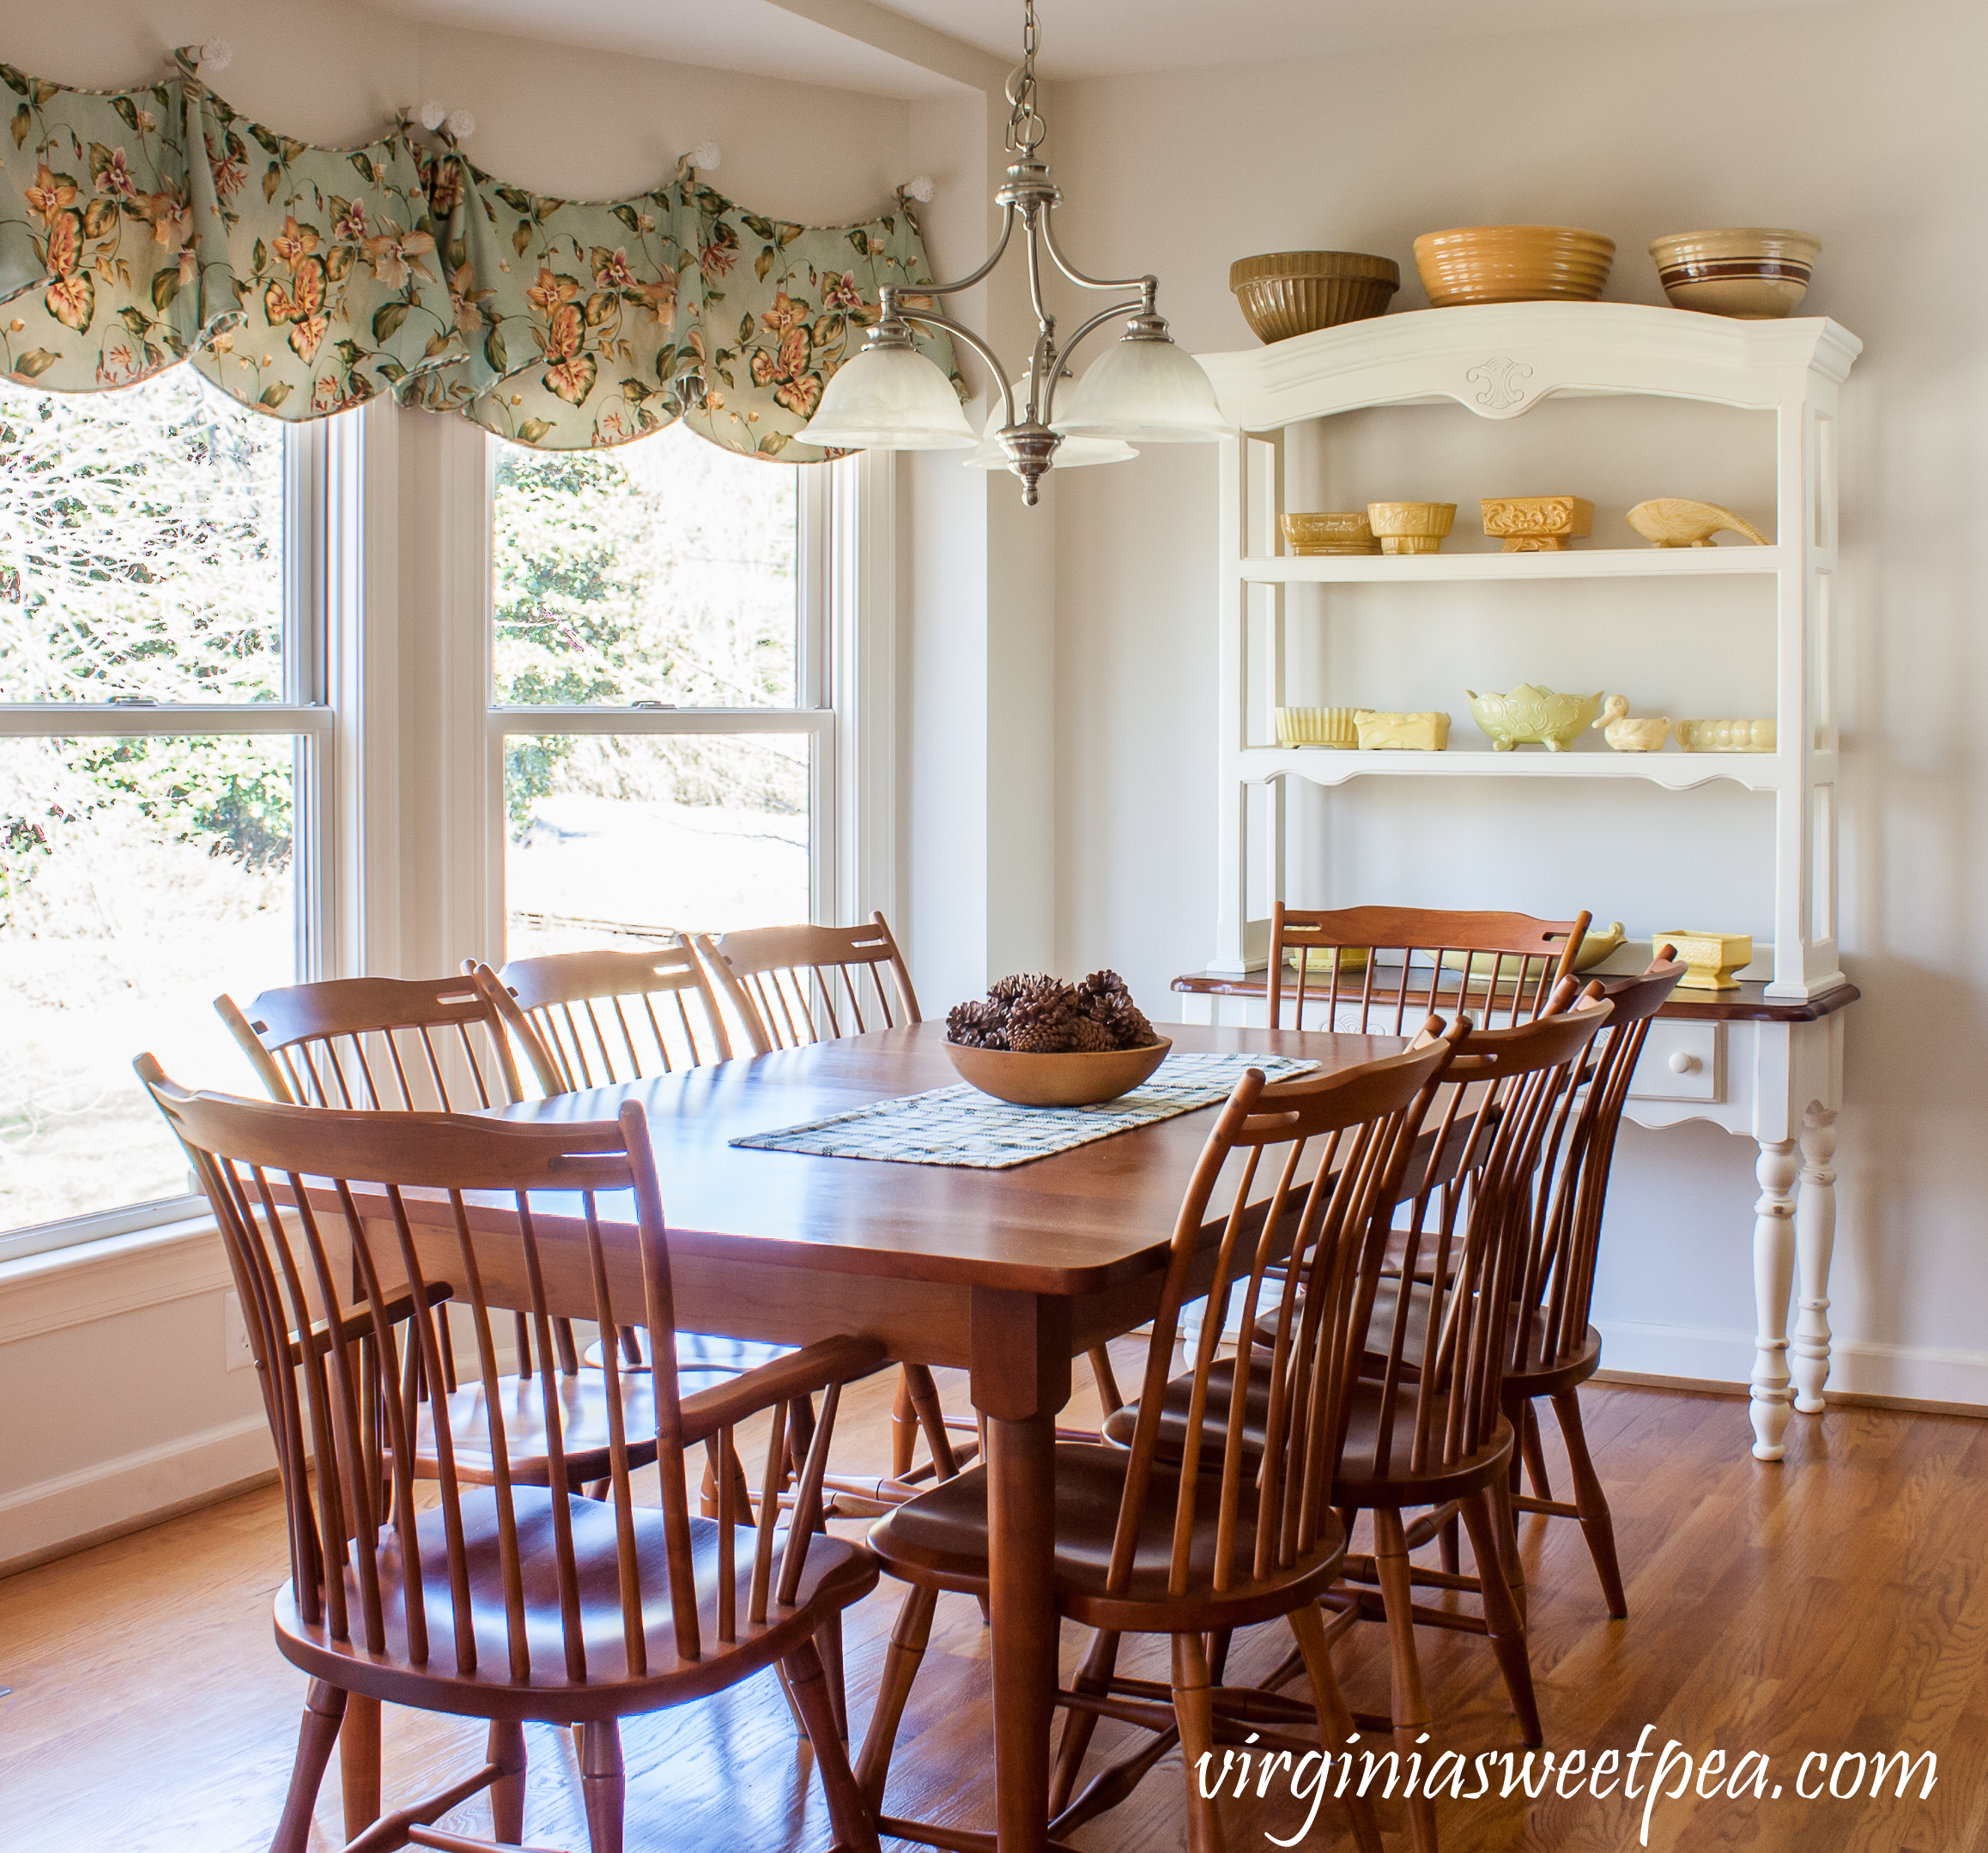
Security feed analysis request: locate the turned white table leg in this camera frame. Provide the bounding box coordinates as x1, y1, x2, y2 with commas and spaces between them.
1749, 1138, 1799, 1461
1791, 1105, 1839, 1414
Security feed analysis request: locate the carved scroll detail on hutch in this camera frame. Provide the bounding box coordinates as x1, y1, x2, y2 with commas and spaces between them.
1465, 354, 1535, 414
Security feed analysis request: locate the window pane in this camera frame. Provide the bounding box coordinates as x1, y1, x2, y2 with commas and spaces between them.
492, 422, 799, 710
0, 735, 299, 1232
505, 732, 807, 957
0, 369, 287, 703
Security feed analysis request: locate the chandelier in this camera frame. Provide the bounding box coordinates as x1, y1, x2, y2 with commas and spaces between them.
797, 0, 1227, 504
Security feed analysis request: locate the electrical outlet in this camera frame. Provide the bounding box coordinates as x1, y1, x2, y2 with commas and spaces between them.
223, 1291, 256, 1372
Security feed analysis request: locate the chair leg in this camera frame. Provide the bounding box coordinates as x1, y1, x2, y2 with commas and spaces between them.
1048, 1628, 1120, 1816
579, 1720, 625, 1853
1552, 1386, 1627, 1618
273, 1680, 347, 1853
1371, 1510, 1438, 1853
1086, 1346, 1123, 1418
488, 1719, 527, 1844
1488, 1473, 1529, 1627
1519, 1401, 1554, 1502
1207, 1626, 1233, 1685
786, 1634, 883, 1853
901, 1365, 961, 1479
1438, 1514, 1460, 1577
891, 1371, 919, 1479
819, 1609, 850, 1741
855, 1583, 938, 1810
1288, 1602, 1385, 1853
1459, 1490, 1542, 1747
340, 1691, 381, 1837
1170, 1632, 1226, 1853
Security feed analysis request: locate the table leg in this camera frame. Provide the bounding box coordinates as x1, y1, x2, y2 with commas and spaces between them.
1749, 1137, 1798, 1462
1791, 1105, 1839, 1414
971, 1287, 1071, 1853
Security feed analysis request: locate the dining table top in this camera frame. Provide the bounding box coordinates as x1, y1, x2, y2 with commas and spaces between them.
482, 1018, 1406, 1302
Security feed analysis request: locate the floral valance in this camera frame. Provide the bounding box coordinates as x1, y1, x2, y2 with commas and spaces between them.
0, 54, 955, 459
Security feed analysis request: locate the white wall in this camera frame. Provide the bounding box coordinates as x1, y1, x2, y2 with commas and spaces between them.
1045, 0, 1988, 1402
0, 0, 991, 1571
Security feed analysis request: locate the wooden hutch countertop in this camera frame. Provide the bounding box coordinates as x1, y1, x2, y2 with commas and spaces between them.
1170, 968, 1861, 1025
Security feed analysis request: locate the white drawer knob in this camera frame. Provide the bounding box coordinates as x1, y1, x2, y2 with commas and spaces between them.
1669, 1051, 1701, 1075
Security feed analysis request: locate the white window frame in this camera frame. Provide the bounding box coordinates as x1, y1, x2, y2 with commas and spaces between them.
0, 403, 335, 1263
482, 439, 896, 956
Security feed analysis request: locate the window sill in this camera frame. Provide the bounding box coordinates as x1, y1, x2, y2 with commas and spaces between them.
0, 1212, 230, 1347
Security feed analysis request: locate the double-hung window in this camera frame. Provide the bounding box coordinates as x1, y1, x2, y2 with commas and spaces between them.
489, 422, 838, 958
0, 369, 326, 1259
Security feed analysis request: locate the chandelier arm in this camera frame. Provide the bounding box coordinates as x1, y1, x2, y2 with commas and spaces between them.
1038, 209, 1157, 295
889, 306, 1017, 430
907, 203, 1020, 300
1038, 297, 1144, 424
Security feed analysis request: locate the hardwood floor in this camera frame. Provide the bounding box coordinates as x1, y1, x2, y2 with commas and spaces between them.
3, 1351, 1983, 1852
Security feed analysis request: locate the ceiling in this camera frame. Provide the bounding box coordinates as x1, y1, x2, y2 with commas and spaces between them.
863, 0, 1850, 79
370, 0, 1850, 92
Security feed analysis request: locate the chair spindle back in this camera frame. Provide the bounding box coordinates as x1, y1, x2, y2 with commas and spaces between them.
1112, 1032, 1461, 1601
218, 976, 524, 1114
1267, 903, 1591, 1035
474, 944, 734, 1093
696, 911, 920, 1055
1508, 958, 1685, 1376
136, 1063, 829, 1681
1354, 996, 1615, 1481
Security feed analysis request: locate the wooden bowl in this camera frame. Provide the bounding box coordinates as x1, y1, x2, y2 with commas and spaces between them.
1413, 226, 1615, 307
1649, 228, 1819, 319
944, 1038, 1172, 1108
1230, 251, 1399, 343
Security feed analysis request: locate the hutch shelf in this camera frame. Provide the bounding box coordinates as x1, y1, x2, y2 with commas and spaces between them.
1173, 301, 1861, 1462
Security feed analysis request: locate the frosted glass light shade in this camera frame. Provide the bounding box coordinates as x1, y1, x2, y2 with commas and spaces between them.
797, 342, 978, 451
1053, 335, 1229, 443
964, 377, 1136, 470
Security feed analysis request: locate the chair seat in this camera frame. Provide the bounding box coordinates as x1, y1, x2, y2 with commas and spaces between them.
868, 1443, 1349, 1634
413, 1371, 661, 1486
1503, 1321, 1603, 1399
276, 1486, 877, 1723
1102, 1359, 1513, 1508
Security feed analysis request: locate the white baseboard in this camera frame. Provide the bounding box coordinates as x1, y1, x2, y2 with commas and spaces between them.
1594, 1317, 1988, 1411
0, 1412, 276, 1573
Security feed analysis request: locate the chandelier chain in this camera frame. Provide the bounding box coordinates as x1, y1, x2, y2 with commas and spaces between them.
1006, 0, 1045, 154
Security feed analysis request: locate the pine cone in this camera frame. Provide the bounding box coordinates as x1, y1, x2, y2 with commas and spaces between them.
1071, 1013, 1115, 1053
1075, 968, 1132, 1011
1097, 993, 1156, 1051
989, 972, 1053, 1007
1007, 981, 1078, 1053
947, 999, 997, 1047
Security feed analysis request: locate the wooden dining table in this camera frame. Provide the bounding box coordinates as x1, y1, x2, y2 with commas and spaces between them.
393, 1017, 1405, 1853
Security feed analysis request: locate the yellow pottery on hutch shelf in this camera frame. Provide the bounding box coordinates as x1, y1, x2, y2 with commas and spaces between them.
1656, 930, 1753, 990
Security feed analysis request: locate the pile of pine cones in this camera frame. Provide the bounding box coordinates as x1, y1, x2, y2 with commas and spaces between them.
946, 970, 1157, 1054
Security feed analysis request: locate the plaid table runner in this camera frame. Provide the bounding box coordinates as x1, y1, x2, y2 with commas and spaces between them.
729, 1051, 1316, 1171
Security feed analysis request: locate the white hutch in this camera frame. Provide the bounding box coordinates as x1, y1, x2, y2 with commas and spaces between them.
1172, 301, 1861, 1462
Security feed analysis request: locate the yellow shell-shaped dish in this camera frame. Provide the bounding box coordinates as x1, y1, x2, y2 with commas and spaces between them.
1466, 684, 1603, 751
1626, 499, 1770, 548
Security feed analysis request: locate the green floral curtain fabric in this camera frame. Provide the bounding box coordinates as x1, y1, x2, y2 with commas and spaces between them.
0, 53, 955, 460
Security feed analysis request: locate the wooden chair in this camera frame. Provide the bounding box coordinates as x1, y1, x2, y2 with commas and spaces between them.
696, 914, 987, 1485
472, 943, 734, 1094
1109, 996, 1614, 1853
854, 1032, 1462, 1853
1502, 955, 1685, 1617
135, 1059, 885, 1853
466, 945, 956, 1522
696, 911, 920, 1055
1267, 903, 1592, 1034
